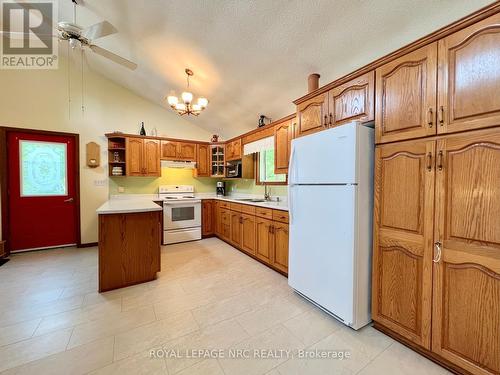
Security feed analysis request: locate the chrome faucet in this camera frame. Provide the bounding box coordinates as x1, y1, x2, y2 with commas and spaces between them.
264, 183, 271, 201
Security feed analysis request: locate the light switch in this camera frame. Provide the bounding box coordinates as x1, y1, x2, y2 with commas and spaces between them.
94, 179, 107, 187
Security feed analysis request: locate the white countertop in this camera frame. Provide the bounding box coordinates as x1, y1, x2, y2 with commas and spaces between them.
197, 194, 288, 211
100, 193, 288, 213
96, 199, 163, 214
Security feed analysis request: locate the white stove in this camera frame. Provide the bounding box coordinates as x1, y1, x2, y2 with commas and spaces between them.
158, 185, 201, 244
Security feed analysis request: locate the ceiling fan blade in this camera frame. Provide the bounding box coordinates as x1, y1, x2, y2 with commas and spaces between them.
82, 21, 117, 41
89, 44, 137, 70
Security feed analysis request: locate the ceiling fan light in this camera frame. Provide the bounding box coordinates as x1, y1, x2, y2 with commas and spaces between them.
167, 95, 178, 106
181, 91, 193, 104
175, 103, 186, 111
197, 97, 208, 108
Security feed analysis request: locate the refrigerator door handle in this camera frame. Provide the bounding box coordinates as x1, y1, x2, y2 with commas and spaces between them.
288, 144, 297, 185
288, 185, 293, 224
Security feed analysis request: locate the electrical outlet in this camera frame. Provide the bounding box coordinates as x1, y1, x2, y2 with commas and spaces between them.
118, 186, 125, 193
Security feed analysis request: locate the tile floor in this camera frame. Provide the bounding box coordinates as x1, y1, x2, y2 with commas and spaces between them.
0, 238, 450, 374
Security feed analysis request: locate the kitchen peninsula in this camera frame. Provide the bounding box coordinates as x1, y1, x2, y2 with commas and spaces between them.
96, 199, 162, 292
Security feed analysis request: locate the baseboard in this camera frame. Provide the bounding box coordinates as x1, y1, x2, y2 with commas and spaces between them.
78, 242, 98, 248
373, 322, 472, 375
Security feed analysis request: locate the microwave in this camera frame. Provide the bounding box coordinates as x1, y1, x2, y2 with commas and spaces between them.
226, 161, 241, 178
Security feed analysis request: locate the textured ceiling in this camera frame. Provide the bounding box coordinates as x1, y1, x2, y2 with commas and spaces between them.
57, 0, 492, 138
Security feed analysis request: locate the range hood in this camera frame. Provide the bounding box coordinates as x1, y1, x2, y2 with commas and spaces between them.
161, 160, 197, 169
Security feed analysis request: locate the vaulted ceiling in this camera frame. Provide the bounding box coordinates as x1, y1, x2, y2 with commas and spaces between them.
58, 0, 492, 138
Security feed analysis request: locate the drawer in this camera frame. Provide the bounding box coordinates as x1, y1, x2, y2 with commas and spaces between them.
240, 204, 256, 215
272, 210, 289, 223
219, 201, 231, 209
230, 203, 242, 212
255, 207, 273, 219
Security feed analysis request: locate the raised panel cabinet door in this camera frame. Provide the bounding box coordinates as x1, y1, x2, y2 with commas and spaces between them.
438, 13, 500, 135
143, 139, 160, 177
230, 211, 242, 247
372, 139, 436, 349
273, 221, 289, 273
196, 144, 210, 177
126, 138, 144, 176
202, 200, 213, 236
330, 70, 375, 126
241, 213, 256, 256
220, 209, 231, 242
296, 92, 329, 138
255, 217, 273, 263
160, 140, 178, 160
432, 128, 500, 375
226, 139, 242, 161
375, 43, 438, 144
177, 142, 197, 161
274, 119, 293, 174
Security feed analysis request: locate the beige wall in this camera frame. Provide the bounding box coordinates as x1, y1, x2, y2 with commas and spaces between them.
0, 47, 212, 244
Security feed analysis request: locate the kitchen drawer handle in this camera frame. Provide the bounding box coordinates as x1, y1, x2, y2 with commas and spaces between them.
427, 108, 433, 128
433, 241, 442, 263
426, 152, 432, 171
438, 106, 444, 126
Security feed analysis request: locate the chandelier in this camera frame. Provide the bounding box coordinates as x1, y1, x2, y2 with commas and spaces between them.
167, 68, 208, 116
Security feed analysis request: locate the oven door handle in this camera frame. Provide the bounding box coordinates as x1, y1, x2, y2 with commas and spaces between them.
163, 201, 201, 206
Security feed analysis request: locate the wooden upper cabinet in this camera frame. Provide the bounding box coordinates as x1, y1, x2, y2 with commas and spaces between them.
272, 221, 289, 273
160, 141, 177, 159
295, 92, 328, 138
438, 13, 500, 135
126, 138, 159, 177
196, 144, 210, 177
126, 138, 143, 176
372, 139, 435, 349
177, 142, 197, 161
226, 139, 242, 161
375, 43, 438, 144
143, 139, 160, 176
329, 71, 375, 126
431, 128, 500, 375
274, 118, 294, 174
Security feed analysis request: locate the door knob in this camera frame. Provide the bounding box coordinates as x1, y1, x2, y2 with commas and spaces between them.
64, 197, 74, 203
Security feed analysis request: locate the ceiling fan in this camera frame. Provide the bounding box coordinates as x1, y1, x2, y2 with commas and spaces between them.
1, 0, 137, 70
57, 0, 137, 70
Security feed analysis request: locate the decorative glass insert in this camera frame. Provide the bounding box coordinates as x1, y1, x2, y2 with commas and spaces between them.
20, 140, 67, 196
259, 149, 286, 183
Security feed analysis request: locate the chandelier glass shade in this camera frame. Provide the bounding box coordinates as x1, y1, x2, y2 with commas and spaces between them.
167, 69, 208, 116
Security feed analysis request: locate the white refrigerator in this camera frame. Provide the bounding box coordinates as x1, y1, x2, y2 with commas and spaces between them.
288, 121, 374, 330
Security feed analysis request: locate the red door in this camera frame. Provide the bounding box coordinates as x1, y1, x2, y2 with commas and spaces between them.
8, 132, 77, 251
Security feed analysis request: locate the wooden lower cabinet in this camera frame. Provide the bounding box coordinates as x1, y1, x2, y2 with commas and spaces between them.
209, 202, 288, 274
255, 217, 274, 264
272, 221, 289, 273
373, 128, 500, 375
219, 209, 231, 242
202, 200, 214, 236
241, 213, 256, 256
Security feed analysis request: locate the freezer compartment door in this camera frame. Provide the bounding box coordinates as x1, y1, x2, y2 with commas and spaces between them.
289, 123, 357, 185
288, 184, 356, 325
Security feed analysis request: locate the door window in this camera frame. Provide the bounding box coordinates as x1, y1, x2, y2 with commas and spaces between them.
172, 206, 195, 221
19, 140, 67, 197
